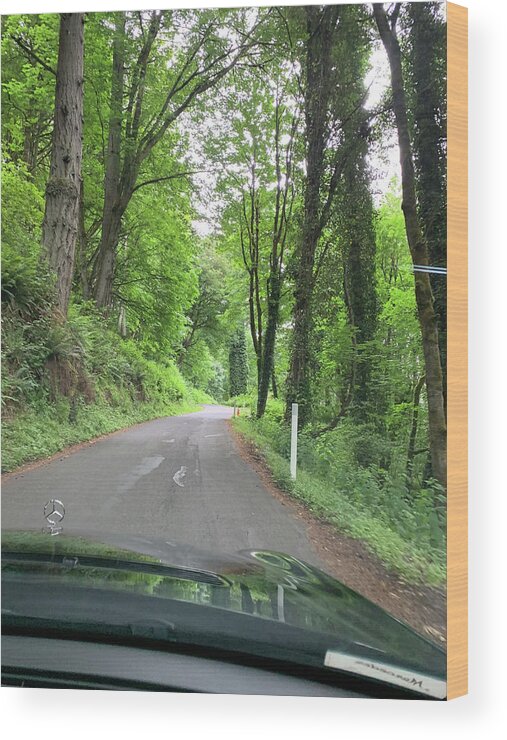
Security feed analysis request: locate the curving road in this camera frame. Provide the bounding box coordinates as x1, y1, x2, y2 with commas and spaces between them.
1, 405, 324, 567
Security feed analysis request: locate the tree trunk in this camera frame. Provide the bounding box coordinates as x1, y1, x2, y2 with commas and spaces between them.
408, 2, 447, 401
374, 6, 447, 489
41, 13, 84, 316
241, 173, 263, 395
23, 105, 45, 175
93, 12, 126, 310
93, 207, 124, 309
257, 272, 281, 417
342, 135, 379, 425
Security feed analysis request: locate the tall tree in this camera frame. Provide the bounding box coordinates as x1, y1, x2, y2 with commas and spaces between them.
41, 13, 84, 316
373, 3, 446, 489
284, 4, 340, 426
92, 9, 265, 310
92, 11, 126, 310
333, 11, 378, 426
239, 142, 263, 393
237, 94, 299, 418
343, 164, 378, 423
407, 2, 447, 396
284, 4, 370, 426
255, 94, 297, 419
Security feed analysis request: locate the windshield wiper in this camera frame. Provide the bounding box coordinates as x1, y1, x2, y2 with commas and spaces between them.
1, 551, 226, 586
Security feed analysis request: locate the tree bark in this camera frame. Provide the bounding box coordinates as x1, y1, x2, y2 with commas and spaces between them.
41, 13, 84, 316
76, 178, 90, 299
341, 124, 379, 425
374, 5, 447, 489
408, 2, 447, 400
93, 12, 126, 310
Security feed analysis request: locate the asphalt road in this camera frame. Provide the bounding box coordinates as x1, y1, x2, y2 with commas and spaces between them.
1, 405, 323, 567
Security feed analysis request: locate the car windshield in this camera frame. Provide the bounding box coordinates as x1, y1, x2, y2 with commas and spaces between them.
2, 1, 447, 698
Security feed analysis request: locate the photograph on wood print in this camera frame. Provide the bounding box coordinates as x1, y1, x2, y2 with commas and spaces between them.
1, 2, 467, 699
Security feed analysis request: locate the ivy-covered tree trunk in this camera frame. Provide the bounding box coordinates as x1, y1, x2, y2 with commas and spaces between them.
341, 131, 378, 423
41, 13, 84, 316
374, 5, 447, 489
407, 2, 447, 399
229, 328, 248, 398
284, 5, 338, 426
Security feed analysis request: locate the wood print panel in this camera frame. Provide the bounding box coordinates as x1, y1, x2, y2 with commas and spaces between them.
447, 1, 468, 701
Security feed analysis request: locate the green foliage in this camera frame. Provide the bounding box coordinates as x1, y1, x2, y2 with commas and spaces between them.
223, 392, 256, 410
205, 361, 226, 403
1, 161, 45, 256
1, 247, 53, 321
115, 182, 199, 357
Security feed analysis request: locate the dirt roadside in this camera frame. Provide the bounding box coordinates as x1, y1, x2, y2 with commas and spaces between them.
228, 420, 447, 648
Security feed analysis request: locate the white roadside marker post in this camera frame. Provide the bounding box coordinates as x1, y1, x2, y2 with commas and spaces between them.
290, 402, 298, 480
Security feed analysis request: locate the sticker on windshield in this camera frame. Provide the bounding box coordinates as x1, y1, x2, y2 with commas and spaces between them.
324, 650, 446, 699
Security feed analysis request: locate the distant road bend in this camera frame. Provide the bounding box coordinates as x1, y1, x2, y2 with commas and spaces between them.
2, 405, 324, 567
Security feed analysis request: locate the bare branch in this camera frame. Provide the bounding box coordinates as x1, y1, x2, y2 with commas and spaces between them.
131, 169, 212, 195
390, 3, 402, 30
11, 35, 56, 76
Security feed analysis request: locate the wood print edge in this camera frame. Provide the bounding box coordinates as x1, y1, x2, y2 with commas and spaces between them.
446, 1, 468, 701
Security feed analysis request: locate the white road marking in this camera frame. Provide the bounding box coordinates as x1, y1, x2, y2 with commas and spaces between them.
172, 466, 187, 487
164, 439, 175, 443
204, 433, 223, 438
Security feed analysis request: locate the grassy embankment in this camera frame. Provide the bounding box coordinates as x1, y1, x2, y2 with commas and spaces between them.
232, 399, 446, 587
